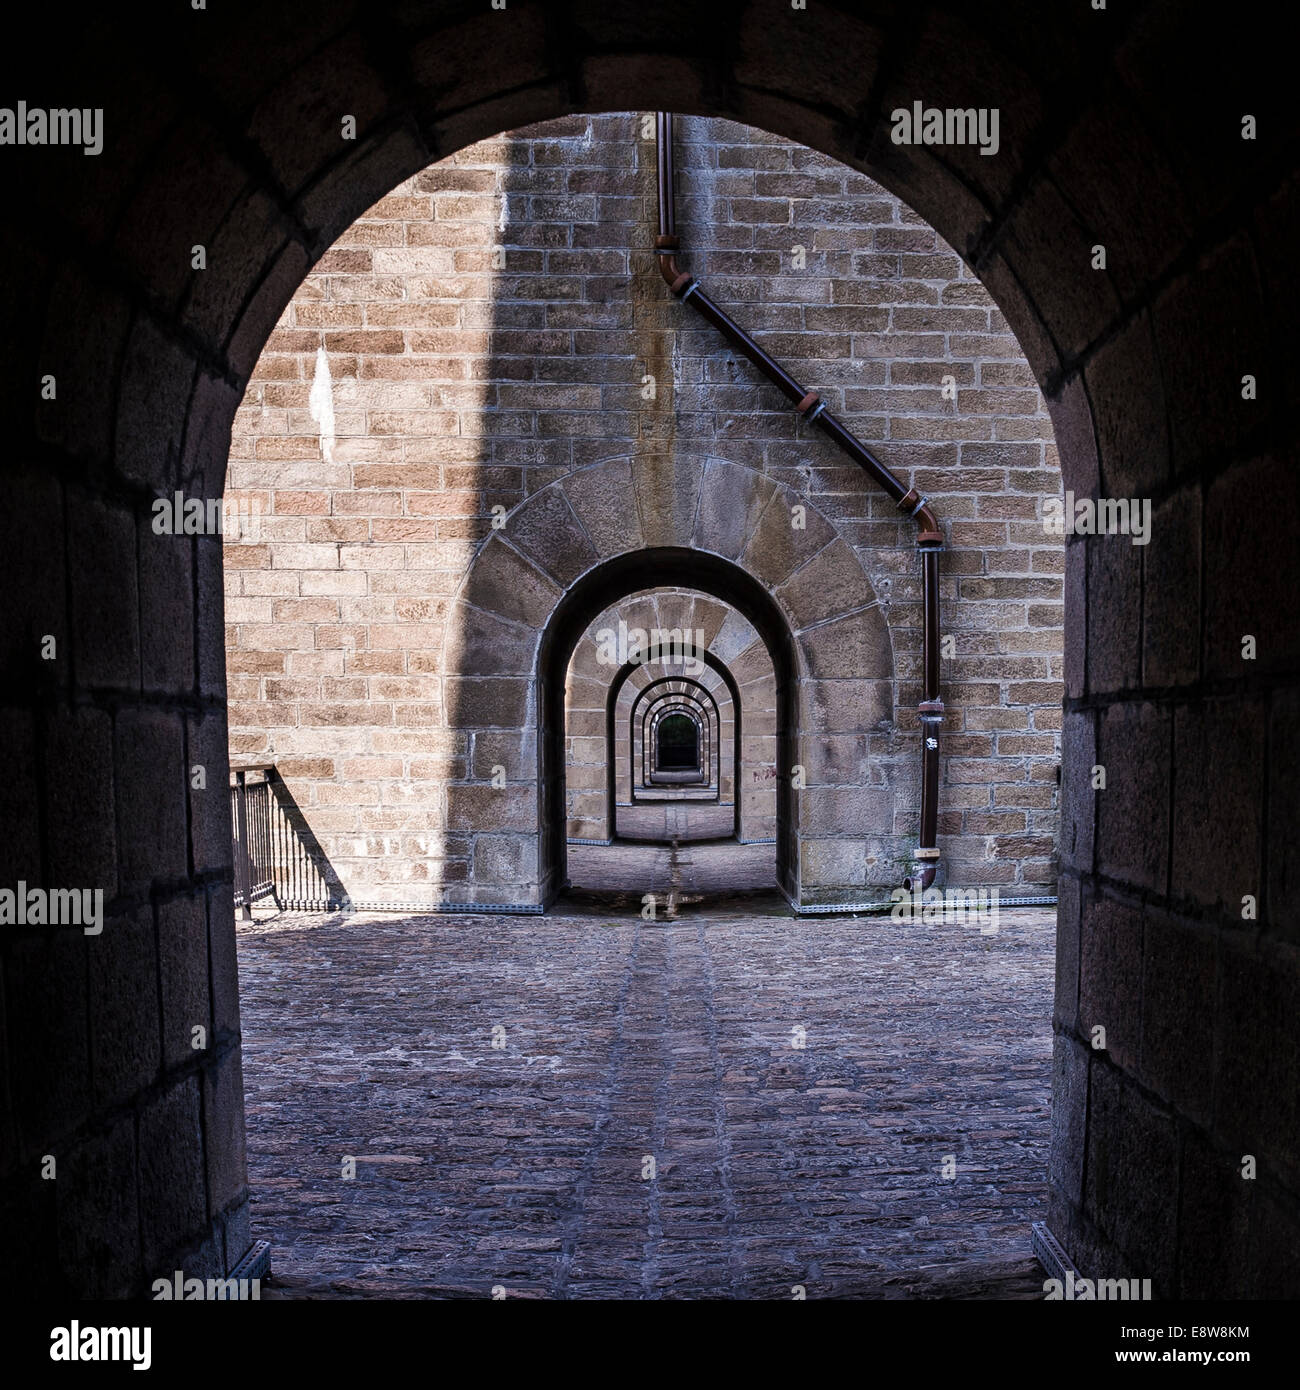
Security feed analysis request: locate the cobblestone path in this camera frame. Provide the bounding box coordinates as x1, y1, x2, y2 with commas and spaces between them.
567, 839, 778, 899
238, 901, 1055, 1298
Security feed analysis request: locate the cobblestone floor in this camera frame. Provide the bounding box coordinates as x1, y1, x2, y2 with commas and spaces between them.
567, 838, 778, 899
613, 804, 739, 842
238, 898, 1055, 1299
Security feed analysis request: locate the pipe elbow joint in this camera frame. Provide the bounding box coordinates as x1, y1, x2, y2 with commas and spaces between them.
902, 863, 939, 893
903, 844, 941, 894
663, 264, 695, 298
915, 503, 943, 545
654, 237, 693, 295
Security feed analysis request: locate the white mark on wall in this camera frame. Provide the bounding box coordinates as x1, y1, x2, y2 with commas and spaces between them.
309, 346, 336, 463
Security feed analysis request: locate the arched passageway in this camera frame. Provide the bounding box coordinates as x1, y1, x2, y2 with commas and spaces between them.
655, 713, 698, 771
566, 585, 778, 893
568, 584, 780, 864
1, 4, 1295, 1303
534, 544, 805, 903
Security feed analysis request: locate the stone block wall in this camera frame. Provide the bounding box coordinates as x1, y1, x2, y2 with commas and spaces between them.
223, 113, 1063, 906
3, 0, 1295, 1303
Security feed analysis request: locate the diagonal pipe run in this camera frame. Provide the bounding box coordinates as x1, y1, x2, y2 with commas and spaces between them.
653, 111, 946, 892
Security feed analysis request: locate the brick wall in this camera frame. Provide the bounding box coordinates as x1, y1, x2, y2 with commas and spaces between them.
224, 112, 1063, 905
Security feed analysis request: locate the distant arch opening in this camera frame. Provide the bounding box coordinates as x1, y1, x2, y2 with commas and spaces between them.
655, 712, 700, 773
540, 548, 798, 902
631, 676, 718, 794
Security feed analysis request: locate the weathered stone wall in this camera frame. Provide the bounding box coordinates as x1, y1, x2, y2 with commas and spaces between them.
223, 113, 1063, 907
6, 3, 1291, 1302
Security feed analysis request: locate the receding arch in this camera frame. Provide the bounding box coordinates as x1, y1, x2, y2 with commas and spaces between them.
621, 662, 730, 810
633, 680, 716, 783
570, 590, 745, 841
539, 546, 802, 903
608, 647, 742, 840
447, 456, 894, 906
650, 709, 701, 773
638, 684, 714, 787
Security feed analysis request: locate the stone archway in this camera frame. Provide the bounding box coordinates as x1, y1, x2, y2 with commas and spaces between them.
447, 454, 893, 907
638, 687, 713, 785
2, 4, 1294, 1300
620, 655, 742, 832
568, 585, 780, 847
568, 591, 746, 842
647, 707, 702, 773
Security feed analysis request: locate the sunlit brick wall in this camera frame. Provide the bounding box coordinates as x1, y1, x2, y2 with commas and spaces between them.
223, 113, 1063, 902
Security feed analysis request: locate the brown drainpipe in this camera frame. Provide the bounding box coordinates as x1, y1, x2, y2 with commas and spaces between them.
654, 111, 945, 893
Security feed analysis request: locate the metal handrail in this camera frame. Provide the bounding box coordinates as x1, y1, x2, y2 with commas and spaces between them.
229, 764, 338, 916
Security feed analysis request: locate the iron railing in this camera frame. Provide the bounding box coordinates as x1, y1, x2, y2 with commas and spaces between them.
230, 764, 339, 916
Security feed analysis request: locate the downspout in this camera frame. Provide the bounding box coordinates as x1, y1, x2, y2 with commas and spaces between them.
654, 111, 945, 893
